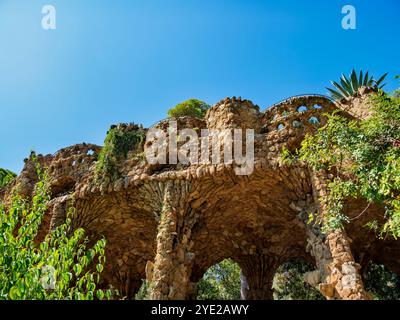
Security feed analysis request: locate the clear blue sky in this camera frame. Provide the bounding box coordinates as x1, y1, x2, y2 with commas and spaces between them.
1, 0, 399, 173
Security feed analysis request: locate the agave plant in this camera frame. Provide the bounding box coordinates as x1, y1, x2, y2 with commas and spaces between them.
327, 70, 388, 100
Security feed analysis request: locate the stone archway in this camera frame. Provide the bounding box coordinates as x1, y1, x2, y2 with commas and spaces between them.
2, 95, 399, 300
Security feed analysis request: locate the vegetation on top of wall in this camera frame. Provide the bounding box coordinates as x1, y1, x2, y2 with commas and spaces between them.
95, 123, 146, 185
283, 78, 400, 237
167, 99, 210, 119
0, 159, 111, 300
326, 69, 388, 101
0, 168, 16, 188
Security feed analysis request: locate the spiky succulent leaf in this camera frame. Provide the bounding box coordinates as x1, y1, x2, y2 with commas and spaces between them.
328, 70, 388, 100
363, 71, 370, 86
375, 73, 388, 86
332, 81, 350, 97
326, 88, 344, 100
367, 78, 375, 87
340, 75, 354, 95
359, 70, 364, 86
350, 69, 359, 92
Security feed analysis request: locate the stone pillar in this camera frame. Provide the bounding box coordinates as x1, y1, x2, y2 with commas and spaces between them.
309, 169, 370, 300
239, 254, 278, 300
149, 181, 195, 300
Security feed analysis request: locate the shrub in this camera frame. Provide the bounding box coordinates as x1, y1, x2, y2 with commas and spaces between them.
167, 99, 210, 119
95, 123, 145, 184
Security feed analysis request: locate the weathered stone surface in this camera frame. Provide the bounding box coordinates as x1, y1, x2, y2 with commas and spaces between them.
1, 94, 399, 300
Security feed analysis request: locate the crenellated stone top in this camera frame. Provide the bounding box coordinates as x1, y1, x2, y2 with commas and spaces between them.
0, 95, 352, 203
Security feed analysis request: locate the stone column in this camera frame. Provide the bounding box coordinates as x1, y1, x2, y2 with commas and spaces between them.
149, 180, 195, 300
239, 254, 278, 300
309, 169, 370, 300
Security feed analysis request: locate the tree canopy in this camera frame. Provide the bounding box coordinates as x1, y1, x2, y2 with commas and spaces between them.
167, 99, 210, 119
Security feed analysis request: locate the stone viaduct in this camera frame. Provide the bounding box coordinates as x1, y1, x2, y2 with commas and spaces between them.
1, 94, 399, 300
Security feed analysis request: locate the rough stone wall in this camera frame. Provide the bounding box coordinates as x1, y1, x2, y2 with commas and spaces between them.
309, 169, 370, 300
1, 94, 399, 300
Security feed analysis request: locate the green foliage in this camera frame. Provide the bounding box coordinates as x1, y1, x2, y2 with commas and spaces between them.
326, 69, 387, 100
0, 168, 16, 188
0, 161, 111, 300
364, 262, 400, 300
273, 260, 325, 300
394, 75, 400, 98
95, 123, 145, 184
197, 259, 241, 300
167, 99, 210, 119
286, 89, 400, 236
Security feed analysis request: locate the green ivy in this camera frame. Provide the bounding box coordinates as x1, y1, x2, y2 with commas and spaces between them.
0, 159, 113, 300
283, 87, 400, 237
95, 123, 145, 185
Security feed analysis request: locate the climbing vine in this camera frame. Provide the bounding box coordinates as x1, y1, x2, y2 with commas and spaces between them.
95, 123, 146, 185
0, 158, 112, 300
283, 87, 400, 238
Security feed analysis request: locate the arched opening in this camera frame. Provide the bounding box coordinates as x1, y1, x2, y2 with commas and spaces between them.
297, 106, 308, 113
309, 116, 320, 125
196, 259, 241, 300
292, 119, 302, 128
277, 123, 285, 131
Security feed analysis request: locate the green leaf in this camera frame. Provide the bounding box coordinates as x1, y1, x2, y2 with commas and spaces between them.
40, 241, 48, 251
375, 73, 388, 86
96, 264, 104, 273
364, 71, 370, 86
9, 286, 20, 300
332, 81, 350, 97
73, 264, 83, 276
350, 69, 359, 92
96, 290, 105, 300
359, 70, 364, 86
